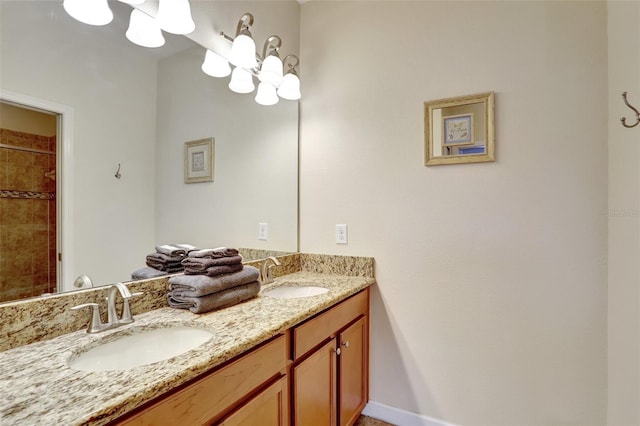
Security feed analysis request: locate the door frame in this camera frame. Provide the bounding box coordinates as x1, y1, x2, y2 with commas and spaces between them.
0, 89, 74, 293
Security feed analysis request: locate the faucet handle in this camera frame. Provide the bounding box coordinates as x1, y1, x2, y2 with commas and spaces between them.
71, 303, 105, 333
120, 292, 143, 324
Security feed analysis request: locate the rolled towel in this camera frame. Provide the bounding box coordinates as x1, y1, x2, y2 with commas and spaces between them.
155, 244, 188, 257
131, 266, 168, 280
169, 265, 260, 297
181, 255, 243, 272
188, 247, 239, 259
184, 262, 243, 277
167, 281, 260, 314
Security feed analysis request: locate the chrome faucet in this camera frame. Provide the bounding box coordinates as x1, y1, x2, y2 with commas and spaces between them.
71, 282, 140, 333
260, 256, 281, 285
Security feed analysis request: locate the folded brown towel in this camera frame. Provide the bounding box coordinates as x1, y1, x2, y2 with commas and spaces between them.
167, 281, 260, 314
188, 247, 239, 259
155, 244, 188, 257
184, 263, 243, 277
181, 255, 243, 272
169, 265, 259, 297
131, 266, 168, 280
147, 252, 185, 264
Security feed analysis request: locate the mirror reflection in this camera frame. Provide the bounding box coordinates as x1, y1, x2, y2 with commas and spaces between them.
0, 1, 299, 303
424, 92, 495, 166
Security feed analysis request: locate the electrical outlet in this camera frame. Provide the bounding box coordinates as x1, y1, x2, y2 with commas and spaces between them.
258, 222, 268, 240
336, 224, 348, 244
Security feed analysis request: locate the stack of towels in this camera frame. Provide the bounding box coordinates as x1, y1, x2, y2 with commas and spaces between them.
167, 247, 260, 314
131, 243, 199, 280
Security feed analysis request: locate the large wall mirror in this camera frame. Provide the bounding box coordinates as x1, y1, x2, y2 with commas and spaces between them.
0, 1, 299, 303
424, 92, 495, 166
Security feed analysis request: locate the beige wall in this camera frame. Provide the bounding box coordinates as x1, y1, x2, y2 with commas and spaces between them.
299, 1, 608, 424
607, 1, 640, 424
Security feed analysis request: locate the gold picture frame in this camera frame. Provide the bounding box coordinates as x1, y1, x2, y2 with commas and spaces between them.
424, 92, 495, 166
184, 138, 214, 183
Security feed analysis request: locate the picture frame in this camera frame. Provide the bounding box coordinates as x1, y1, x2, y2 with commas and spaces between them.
424, 91, 495, 166
184, 138, 214, 183
443, 113, 473, 146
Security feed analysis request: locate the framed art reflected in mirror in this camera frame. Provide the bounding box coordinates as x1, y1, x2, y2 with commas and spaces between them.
424, 92, 495, 166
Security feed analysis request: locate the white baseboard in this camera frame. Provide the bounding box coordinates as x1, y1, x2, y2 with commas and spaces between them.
362, 401, 458, 426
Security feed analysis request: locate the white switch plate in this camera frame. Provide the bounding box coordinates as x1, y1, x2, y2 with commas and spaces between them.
336, 224, 348, 244
258, 222, 268, 240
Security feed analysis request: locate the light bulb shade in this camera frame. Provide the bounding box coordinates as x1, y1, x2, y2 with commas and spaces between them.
202, 50, 231, 78
63, 0, 113, 26
228, 68, 255, 94
255, 82, 279, 106
258, 55, 283, 86
126, 9, 165, 48
228, 34, 257, 69
277, 73, 301, 100
157, 0, 195, 35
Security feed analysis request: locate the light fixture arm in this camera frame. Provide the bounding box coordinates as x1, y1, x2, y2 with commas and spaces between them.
262, 35, 282, 59
235, 12, 254, 37
282, 54, 300, 75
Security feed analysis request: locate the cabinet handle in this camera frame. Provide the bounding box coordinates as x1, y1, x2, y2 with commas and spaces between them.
342, 341, 350, 348
333, 347, 341, 356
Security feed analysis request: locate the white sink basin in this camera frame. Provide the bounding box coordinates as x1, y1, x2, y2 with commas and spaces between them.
263, 285, 329, 299
68, 326, 214, 372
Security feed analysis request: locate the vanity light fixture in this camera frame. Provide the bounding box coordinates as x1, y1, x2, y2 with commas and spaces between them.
63, 0, 113, 26
202, 50, 231, 78
204, 13, 302, 105
277, 55, 301, 101
63, 0, 195, 45
228, 13, 258, 69
156, 0, 195, 35
126, 9, 165, 48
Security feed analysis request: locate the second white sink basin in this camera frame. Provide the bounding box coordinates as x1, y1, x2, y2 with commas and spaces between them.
68, 326, 214, 372
263, 285, 329, 299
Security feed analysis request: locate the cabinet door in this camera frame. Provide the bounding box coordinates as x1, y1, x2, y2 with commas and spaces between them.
218, 377, 288, 426
339, 317, 368, 426
293, 338, 338, 426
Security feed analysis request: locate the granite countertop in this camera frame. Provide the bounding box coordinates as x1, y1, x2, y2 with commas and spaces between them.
0, 272, 374, 425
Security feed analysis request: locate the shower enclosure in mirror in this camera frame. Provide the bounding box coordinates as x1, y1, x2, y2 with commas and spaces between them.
424, 92, 495, 166
0, 0, 300, 303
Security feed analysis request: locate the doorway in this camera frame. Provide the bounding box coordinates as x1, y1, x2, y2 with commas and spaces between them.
0, 100, 58, 302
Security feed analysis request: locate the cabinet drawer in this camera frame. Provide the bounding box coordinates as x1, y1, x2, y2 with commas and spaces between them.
293, 289, 368, 360
116, 334, 287, 426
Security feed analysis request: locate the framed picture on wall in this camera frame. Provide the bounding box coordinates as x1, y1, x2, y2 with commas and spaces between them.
184, 138, 214, 183
443, 113, 473, 146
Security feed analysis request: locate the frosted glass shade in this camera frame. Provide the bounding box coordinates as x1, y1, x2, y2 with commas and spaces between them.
255, 82, 279, 106
202, 50, 231, 78
228, 68, 255, 94
277, 73, 301, 100
228, 34, 257, 70
126, 9, 165, 48
258, 55, 283, 86
118, 0, 145, 4
156, 0, 195, 35
63, 0, 113, 26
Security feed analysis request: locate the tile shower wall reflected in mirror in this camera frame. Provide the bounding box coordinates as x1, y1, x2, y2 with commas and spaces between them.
0, 102, 58, 302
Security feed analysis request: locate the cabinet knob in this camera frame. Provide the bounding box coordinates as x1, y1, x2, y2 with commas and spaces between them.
342, 341, 350, 348
333, 347, 341, 356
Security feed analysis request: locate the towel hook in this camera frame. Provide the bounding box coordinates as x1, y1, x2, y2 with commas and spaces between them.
621, 92, 640, 128
114, 163, 122, 179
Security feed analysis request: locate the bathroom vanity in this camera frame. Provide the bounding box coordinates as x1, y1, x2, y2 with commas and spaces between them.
0, 254, 375, 426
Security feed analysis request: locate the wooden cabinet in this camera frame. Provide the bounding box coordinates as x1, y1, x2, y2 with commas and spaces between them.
219, 377, 288, 426
112, 288, 370, 426
292, 289, 369, 426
